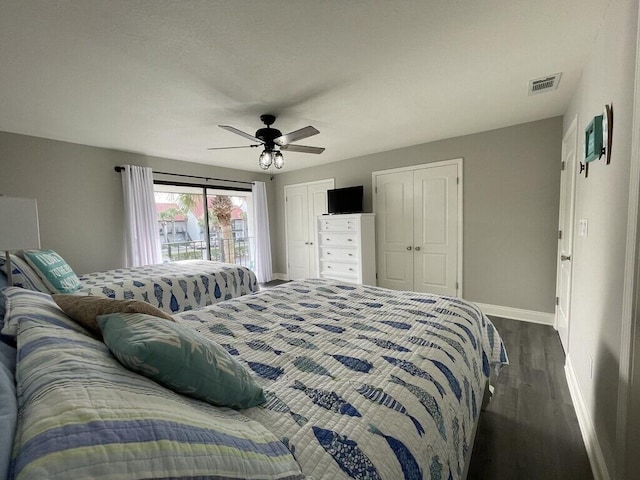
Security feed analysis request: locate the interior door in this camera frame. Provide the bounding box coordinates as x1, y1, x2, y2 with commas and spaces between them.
285, 184, 311, 280
556, 117, 578, 354
307, 180, 334, 277
413, 164, 459, 296
285, 179, 334, 280
375, 171, 414, 291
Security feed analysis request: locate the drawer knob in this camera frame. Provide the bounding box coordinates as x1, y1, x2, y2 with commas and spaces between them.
347, 238, 353, 242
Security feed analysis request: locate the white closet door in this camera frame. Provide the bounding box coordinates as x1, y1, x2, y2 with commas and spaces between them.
285, 179, 334, 280
375, 171, 414, 291
413, 164, 458, 296
285, 184, 311, 280
307, 180, 334, 277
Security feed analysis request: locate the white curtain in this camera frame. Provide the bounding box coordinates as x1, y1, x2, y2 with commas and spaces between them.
121, 165, 163, 267
252, 181, 273, 283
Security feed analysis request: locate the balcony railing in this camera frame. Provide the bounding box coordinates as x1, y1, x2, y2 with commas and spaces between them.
161, 237, 254, 269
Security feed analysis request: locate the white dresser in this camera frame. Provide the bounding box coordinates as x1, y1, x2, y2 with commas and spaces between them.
316, 213, 376, 285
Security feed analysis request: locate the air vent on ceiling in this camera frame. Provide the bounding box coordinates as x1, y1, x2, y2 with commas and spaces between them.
528, 73, 562, 95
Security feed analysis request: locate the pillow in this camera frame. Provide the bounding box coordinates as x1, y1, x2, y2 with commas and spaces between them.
23, 249, 81, 293
98, 312, 266, 409
1, 288, 63, 338
0, 253, 50, 292
53, 295, 174, 338
0, 341, 17, 480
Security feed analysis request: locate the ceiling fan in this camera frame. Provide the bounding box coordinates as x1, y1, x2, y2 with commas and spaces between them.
208, 114, 325, 170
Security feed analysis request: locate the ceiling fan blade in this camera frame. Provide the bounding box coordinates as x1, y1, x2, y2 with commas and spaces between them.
207, 145, 260, 150
280, 144, 325, 154
274, 126, 319, 146
219, 125, 264, 143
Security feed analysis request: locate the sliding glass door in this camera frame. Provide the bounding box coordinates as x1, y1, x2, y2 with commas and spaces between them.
153, 184, 255, 269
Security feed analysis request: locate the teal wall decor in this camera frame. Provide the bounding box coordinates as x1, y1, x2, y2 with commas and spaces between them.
584, 114, 603, 163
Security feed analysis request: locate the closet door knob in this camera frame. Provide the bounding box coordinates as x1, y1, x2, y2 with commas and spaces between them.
414, 246, 421, 251
406, 246, 412, 250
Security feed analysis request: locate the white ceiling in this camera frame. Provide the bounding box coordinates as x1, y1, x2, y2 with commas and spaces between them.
0, 0, 609, 173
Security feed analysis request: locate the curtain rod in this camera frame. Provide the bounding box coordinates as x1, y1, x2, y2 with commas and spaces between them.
114, 166, 254, 186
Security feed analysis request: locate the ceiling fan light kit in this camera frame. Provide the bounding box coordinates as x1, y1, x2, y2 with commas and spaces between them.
273, 151, 285, 169
211, 114, 325, 170
259, 149, 274, 170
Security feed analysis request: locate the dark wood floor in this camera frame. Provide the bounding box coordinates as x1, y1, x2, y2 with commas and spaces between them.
260, 279, 289, 289
467, 317, 593, 480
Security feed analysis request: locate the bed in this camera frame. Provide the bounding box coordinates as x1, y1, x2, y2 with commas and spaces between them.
1, 251, 259, 313
1, 278, 508, 480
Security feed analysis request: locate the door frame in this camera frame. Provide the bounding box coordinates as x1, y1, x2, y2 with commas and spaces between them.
372, 158, 463, 297
555, 115, 578, 353
284, 178, 334, 280
617, 10, 640, 475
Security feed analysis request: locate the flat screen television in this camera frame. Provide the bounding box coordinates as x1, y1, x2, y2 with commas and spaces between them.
327, 186, 364, 214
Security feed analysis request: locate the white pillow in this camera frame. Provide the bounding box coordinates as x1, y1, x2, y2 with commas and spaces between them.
0, 253, 50, 293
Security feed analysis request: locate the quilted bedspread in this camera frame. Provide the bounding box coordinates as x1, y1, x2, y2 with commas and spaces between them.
76, 260, 258, 313
177, 278, 508, 480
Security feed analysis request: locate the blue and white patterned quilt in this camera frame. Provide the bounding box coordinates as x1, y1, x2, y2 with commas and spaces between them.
177, 278, 508, 480
76, 260, 258, 314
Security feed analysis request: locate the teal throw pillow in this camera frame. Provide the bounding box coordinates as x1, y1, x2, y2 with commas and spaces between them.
97, 313, 266, 409
23, 249, 81, 293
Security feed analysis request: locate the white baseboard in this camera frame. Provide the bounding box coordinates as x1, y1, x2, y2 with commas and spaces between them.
271, 272, 289, 281
565, 357, 611, 480
474, 302, 555, 325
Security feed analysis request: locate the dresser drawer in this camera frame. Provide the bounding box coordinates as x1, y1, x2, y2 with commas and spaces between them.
319, 232, 357, 246
321, 272, 359, 284
320, 247, 358, 262
320, 260, 359, 277
318, 217, 357, 232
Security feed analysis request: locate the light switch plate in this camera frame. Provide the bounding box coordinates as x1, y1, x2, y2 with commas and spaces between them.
579, 219, 589, 237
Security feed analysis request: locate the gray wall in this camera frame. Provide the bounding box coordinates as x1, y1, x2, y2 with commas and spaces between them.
273, 117, 563, 313
0, 131, 274, 274
562, 0, 638, 476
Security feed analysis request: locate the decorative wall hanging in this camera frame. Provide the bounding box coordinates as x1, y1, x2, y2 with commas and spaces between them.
580, 103, 613, 178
